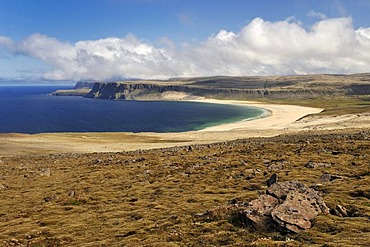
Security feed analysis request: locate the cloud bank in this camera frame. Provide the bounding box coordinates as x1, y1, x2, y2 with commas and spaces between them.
1, 17, 370, 81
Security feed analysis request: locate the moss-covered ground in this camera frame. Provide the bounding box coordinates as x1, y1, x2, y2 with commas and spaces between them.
0, 129, 369, 246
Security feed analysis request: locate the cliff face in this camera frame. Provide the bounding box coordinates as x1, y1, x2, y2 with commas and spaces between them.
84, 82, 344, 100
82, 73, 370, 101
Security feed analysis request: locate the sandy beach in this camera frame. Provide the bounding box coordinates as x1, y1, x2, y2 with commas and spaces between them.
1, 98, 369, 156
195, 99, 321, 131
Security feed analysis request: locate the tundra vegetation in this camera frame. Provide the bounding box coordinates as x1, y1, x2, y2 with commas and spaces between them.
0, 130, 369, 246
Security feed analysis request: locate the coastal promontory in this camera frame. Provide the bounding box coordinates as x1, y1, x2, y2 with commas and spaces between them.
57, 73, 370, 101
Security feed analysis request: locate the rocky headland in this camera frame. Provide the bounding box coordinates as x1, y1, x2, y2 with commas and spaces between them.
73, 73, 370, 100
50, 73, 370, 100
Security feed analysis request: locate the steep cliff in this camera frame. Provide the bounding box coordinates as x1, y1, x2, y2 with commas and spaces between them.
84, 82, 343, 100
80, 73, 370, 100
74, 81, 97, 89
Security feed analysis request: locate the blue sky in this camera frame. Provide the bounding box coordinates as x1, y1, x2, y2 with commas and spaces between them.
1, 0, 370, 83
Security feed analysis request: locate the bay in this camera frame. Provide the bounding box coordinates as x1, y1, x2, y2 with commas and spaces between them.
0, 85, 265, 133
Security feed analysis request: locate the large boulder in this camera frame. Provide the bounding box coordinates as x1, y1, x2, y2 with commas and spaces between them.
242, 195, 279, 230
242, 180, 329, 233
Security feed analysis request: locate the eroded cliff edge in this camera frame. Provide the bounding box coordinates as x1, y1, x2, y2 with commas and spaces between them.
81, 73, 370, 100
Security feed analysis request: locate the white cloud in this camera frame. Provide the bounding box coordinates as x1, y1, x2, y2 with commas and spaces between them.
2, 17, 370, 81
0, 36, 15, 58
181, 17, 368, 76
0, 36, 14, 48
307, 10, 328, 20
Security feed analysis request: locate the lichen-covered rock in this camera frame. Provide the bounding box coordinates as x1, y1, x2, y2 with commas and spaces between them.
268, 181, 329, 214
271, 191, 323, 233
241, 195, 279, 230
267, 180, 310, 201
242, 180, 329, 233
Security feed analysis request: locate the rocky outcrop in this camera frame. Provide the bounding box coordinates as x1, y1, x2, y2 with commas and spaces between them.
241, 180, 329, 233
49, 89, 91, 96
72, 73, 370, 101
242, 195, 279, 230
84, 82, 340, 101
49, 81, 95, 97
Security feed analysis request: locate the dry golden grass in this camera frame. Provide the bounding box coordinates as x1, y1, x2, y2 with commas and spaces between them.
0, 129, 369, 246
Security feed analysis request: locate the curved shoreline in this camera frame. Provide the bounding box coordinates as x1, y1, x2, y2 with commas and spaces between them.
197, 103, 272, 132
0, 99, 329, 156
191, 99, 322, 132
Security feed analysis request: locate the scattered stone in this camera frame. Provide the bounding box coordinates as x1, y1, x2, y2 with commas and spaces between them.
319, 173, 343, 182
43, 195, 57, 202
90, 159, 102, 165
39, 168, 51, 176
242, 180, 329, 233
129, 213, 143, 221
332, 150, 342, 155
0, 184, 7, 190
194, 210, 213, 219
333, 204, 349, 217
267, 163, 285, 171
319, 173, 332, 182
264, 159, 286, 171
244, 169, 261, 180
7, 238, 21, 246
266, 173, 278, 187
304, 161, 331, 169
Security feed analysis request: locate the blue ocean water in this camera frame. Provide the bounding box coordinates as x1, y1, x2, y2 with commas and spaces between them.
0, 85, 265, 133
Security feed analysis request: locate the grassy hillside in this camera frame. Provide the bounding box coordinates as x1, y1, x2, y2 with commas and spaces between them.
1, 129, 369, 246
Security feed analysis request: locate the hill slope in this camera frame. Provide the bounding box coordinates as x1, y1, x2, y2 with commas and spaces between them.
1, 129, 369, 246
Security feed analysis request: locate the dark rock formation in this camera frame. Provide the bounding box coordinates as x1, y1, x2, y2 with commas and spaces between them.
241, 180, 329, 233
266, 173, 278, 187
